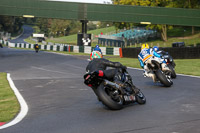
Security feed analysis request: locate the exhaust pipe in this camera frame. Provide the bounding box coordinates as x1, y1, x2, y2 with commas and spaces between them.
104, 80, 125, 94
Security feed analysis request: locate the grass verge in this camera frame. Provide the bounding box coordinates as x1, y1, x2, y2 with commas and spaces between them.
0, 73, 20, 122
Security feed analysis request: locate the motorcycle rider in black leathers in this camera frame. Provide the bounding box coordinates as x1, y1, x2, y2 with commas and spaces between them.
86, 51, 139, 94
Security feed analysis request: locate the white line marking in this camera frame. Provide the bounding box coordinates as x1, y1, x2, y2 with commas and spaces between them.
31, 66, 82, 76
0, 73, 29, 129
32, 66, 67, 74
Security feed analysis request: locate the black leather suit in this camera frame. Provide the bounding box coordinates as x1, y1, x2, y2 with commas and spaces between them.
86, 58, 126, 80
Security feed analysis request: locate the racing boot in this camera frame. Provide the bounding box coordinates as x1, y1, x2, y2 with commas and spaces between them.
144, 71, 156, 82
161, 63, 170, 72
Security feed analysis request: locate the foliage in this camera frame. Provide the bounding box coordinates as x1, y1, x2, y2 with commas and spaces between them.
96, 21, 113, 29
88, 22, 97, 31
0, 16, 23, 36
35, 18, 50, 35
34, 18, 82, 37
172, 0, 200, 8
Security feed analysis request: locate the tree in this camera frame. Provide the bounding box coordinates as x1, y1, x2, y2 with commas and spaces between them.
47, 19, 81, 37
36, 18, 50, 36
0, 16, 23, 36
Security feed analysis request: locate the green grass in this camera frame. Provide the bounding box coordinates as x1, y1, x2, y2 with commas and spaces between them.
24, 37, 42, 44
0, 73, 20, 122
107, 57, 200, 76
174, 59, 200, 76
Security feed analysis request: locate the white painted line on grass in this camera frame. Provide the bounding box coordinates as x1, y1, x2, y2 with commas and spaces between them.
0, 73, 29, 130
176, 73, 200, 79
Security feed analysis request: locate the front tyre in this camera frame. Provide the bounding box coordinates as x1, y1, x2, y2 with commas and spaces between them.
136, 90, 146, 104
96, 83, 123, 110
155, 69, 173, 87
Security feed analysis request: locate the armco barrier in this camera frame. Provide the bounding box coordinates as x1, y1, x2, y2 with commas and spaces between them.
1, 40, 120, 56
122, 47, 200, 59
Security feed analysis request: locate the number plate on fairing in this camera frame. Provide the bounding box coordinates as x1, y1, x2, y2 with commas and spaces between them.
124, 95, 135, 102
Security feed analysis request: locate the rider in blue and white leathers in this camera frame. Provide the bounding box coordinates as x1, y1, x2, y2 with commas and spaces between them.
138, 44, 170, 82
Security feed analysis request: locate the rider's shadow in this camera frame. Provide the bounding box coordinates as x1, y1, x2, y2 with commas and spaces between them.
144, 81, 167, 88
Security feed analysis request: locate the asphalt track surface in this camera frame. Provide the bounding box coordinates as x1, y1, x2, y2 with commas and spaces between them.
0, 47, 200, 133
9, 25, 34, 43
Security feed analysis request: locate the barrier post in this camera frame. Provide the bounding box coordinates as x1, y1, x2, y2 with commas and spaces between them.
68, 46, 70, 52
119, 48, 123, 58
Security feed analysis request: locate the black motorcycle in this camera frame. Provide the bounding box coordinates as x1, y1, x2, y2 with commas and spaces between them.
158, 50, 176, 78
34, 44, 39, 53
84, 68, 146, 110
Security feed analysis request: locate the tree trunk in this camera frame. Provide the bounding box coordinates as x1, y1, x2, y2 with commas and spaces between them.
192, 26, 195, 35
161, 24, 168, 42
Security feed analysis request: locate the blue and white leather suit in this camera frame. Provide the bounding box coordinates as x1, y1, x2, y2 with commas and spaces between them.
138, 48, 163, 68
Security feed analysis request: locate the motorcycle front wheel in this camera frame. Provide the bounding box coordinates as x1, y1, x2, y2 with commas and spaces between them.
135, 90, 146, 104
35, 48, 39, 53
155, 69, 173, 87
96, 83, 123, 110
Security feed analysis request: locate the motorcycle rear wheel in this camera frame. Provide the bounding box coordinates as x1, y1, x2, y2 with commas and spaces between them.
168, 64, 176, 78
96, 83, 123, 110
155, 69, 173, 87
